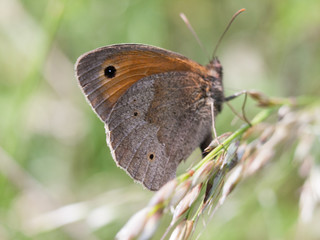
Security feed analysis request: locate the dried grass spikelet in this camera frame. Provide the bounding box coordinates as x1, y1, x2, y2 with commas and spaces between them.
116, 96, 320, 240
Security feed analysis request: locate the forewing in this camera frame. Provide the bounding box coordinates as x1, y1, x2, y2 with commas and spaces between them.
75, 44, 208, 122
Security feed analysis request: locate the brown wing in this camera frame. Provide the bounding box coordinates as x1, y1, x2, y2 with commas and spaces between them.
75, 44, 208, 122
106, 71, 212, 190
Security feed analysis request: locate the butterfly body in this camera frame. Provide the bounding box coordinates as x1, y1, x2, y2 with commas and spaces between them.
76, 44, 224, 190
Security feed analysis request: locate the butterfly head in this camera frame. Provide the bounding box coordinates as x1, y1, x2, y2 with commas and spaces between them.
206, 57, 222, 79
205, 57, 224, 113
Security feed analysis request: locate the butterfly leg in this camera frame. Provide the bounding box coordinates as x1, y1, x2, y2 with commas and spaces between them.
210, 99, 219, 140
224, 90, 251, 126
200, 99, 223, 156
202, 99, 232, 155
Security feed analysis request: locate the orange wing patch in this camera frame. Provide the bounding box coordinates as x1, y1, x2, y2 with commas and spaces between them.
76, 47, 208, 122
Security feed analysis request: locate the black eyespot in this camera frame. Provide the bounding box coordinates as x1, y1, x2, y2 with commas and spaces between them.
133, 111, 139, 117
148, 153, 155, 161
104, 65, 116, 78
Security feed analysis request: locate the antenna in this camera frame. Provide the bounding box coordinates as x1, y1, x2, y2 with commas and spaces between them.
180, 13, 210, 60
212, 8, 246, 58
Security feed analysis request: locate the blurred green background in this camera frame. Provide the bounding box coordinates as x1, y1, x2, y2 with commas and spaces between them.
0, 0, 319, 239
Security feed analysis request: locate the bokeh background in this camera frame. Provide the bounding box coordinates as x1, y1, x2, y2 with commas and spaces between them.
0, 0, 319, 239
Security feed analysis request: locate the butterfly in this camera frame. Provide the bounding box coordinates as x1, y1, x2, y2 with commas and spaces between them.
75, 9, 244, 191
